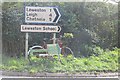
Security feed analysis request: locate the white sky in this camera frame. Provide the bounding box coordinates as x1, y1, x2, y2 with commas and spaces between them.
106, 0, 119, 4
0, 0, 119, 4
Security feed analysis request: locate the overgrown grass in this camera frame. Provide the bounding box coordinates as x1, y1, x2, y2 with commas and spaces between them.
1, 48, 119, 73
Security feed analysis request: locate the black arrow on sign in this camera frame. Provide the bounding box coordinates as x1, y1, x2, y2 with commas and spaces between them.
58, 26, 61, 32
53, 8, 60, 23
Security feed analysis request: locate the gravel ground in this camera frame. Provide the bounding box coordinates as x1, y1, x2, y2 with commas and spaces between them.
0, 70, 119, 78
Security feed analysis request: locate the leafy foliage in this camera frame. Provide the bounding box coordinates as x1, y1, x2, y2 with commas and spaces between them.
1, 48, 119, 73
63, 33, 74, 39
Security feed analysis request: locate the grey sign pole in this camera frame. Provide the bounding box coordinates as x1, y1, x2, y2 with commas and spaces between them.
53, 33, 56, 44
25, 33, 28, 59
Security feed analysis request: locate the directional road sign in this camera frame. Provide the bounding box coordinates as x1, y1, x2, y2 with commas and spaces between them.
25, 6, 61, 23
21, 25, 61, 33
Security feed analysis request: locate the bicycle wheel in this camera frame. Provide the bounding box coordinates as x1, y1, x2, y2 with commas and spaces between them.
28, 46, 44, 64
62, 47, 74, 57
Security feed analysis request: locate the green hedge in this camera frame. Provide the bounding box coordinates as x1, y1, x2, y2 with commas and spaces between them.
1, 48, 119, 73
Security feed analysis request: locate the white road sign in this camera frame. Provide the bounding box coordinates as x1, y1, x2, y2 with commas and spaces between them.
21, 25, 61, 33
25, 6, 61, 23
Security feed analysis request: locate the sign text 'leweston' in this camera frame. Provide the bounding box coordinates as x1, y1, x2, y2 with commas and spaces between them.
21, 25, 61, 33
25, 6, 61, 23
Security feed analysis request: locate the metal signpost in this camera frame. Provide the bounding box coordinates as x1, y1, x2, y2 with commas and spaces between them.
25, 33, 28, 59
22, 6, 61, 59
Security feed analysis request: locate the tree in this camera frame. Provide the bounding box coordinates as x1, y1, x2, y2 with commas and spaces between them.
2, 2, 118, 57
